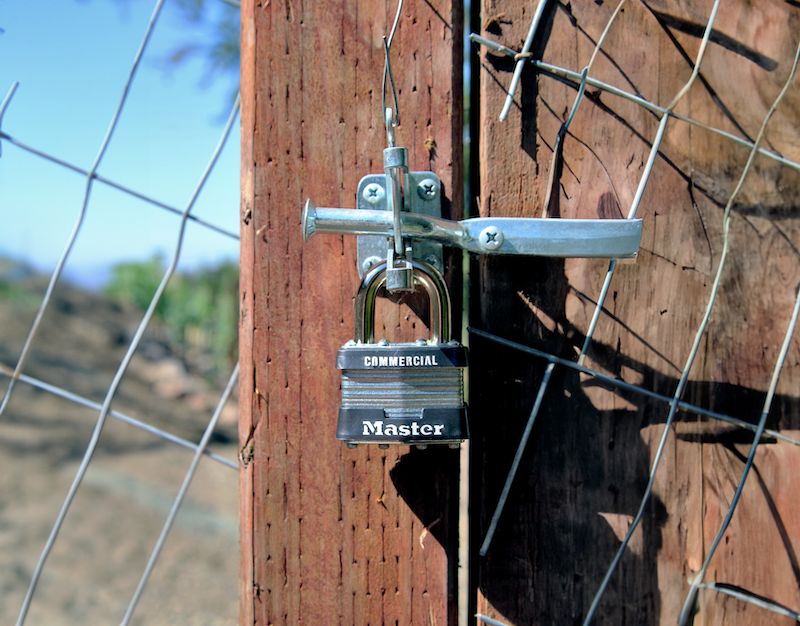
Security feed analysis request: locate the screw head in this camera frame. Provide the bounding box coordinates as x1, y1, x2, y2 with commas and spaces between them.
362, 255, 383, 274
417, 178, 439, 200
479, 226, 504, 251
362, 183, 385, 204
422, 253, 441, 272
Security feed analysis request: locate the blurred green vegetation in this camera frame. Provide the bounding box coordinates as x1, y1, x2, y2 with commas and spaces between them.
104, 255, 238, 380
0, 259, 41, 307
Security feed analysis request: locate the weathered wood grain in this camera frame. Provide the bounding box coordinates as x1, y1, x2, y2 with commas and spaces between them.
474, 0, 800, 624
240, 1, 464, 624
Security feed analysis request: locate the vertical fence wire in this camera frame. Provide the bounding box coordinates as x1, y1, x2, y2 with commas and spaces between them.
0, 0, 167, 419
15, 90, 241, 626
472, 0, 800, 623
677, 37, 800, 624
478, 0, 628, 556
0, 2, 241, 624
121, 362, 240, 625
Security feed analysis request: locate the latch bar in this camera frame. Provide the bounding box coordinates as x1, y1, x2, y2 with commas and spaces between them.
303, 201, 643, 259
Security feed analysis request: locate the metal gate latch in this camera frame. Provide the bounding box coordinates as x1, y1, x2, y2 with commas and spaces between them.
303, 113, 642, 274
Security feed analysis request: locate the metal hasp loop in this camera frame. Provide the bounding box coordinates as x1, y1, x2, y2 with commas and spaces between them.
380, 107, 416, 291
300, 0, 643, 272
383, 122, 408, 256
354, 258, 451, 344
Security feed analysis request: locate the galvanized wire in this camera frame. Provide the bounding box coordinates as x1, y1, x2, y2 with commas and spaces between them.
472, 40, 800, 175
475, 0, 720, 612
1, 3, 243, 622
541, 0, 626, 217
468, 328, 800, 449
680, 281, 800, 624
0, 81, 19, 157
477, 614, 513, 626
579, 0, 721, 364
0, 129, 239, 240
382, 0, 404, 129
580, 1, 794, 622
15, 89, 241, 626
678, 36, 800, 625
474, 1, 800, 623
479, 362, 555, 555
498, 0, 550, 121
0, 363, 238, 470
120, 362, 240, 625
478, 0, 628, 555
0, 0, 168, 422
698, 583, 800, 620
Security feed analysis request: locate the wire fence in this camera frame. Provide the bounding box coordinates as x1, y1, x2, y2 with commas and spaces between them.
6, 0, 800, 624
471, 1, 800, 624
0, 1, 241, 624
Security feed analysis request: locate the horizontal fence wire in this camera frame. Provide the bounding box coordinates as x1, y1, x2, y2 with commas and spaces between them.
0, 363, 237, 470
0, 1, 241, 624
0, 125, 239, 241
468, 328, 800, 449
472, 0, 800, 623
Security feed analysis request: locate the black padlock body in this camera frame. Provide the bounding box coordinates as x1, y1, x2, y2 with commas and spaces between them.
336, 342, 468, 445
337, 407, 469, 444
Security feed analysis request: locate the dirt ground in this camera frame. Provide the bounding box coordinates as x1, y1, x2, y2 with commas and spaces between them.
0, 270, 239, 625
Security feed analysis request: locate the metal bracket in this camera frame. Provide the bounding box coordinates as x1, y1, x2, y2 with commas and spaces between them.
356, 172, 444, 277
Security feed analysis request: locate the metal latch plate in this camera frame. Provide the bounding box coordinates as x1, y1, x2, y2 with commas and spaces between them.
356, 172, 443, 277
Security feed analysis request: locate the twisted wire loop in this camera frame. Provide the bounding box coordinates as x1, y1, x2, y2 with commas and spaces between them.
382, 0, 404, 132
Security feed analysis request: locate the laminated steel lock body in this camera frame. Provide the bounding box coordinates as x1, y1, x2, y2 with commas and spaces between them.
336, 259, 468, 446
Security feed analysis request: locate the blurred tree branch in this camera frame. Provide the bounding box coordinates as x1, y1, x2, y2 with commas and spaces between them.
168, 0, 240, 105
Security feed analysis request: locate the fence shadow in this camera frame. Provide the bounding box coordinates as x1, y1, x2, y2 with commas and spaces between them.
468, 252, 800, 625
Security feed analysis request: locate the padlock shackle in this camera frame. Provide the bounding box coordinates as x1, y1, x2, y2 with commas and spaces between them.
355, 259, 451, 344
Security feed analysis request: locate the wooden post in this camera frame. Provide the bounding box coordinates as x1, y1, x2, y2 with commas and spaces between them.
473, 1, 800, 624
239, 1, 463, 624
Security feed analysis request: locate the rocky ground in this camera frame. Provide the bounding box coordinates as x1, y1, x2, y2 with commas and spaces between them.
0, 268, 239, 625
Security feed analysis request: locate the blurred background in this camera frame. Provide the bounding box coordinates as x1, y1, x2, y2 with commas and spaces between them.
0, 1, 242, 623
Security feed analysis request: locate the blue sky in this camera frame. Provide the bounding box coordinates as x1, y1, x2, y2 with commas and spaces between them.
0, 0, 240, 288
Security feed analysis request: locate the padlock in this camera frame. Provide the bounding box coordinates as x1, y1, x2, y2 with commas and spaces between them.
336, 259, 469, 447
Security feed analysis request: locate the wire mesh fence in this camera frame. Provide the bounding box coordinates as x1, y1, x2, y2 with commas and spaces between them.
0, 1, 241, 624
471, 0, 800, 624
6, 0, 800, 623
